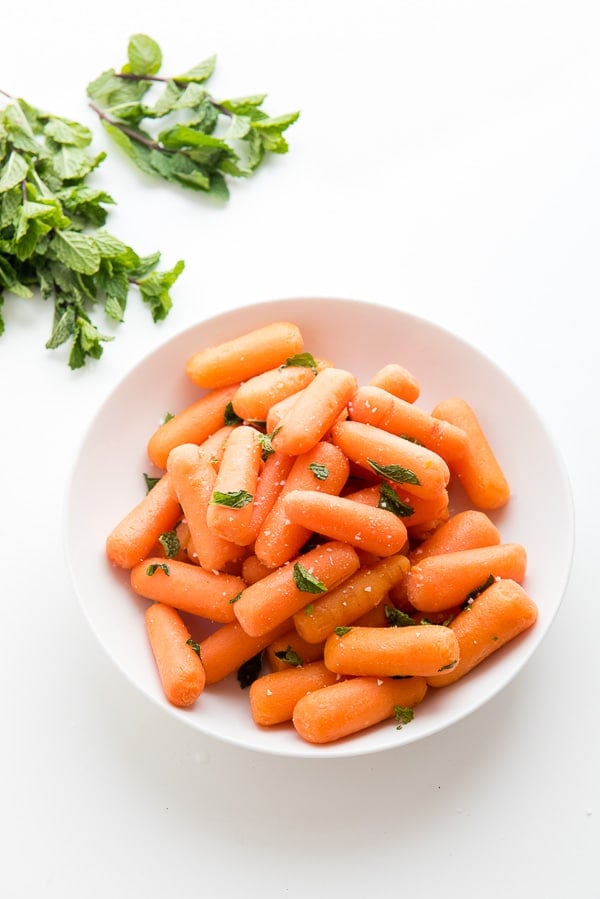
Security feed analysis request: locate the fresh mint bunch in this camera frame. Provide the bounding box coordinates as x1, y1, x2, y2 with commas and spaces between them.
87, 33, 300, 200
0, 91, 184, 368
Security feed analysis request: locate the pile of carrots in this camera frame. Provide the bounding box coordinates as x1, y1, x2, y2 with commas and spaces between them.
105, 320, 538, 745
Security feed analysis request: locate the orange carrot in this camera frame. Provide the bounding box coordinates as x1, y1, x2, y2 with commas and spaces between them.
293, 554, 410, 644
186, 321, 304, 389
427, 579, 538, 687
254, 441, 350, 569
432, 397, 511, 509
292, 675, 428, 744
244, 451, 295, 546
406, 543, 527, 612
324, 624, 460, 677
349, 385, 467, 463
241, 554, 273, 585
206, 425, 263, 545
331, 419, 450, 499
231, 362, 326, 422
249, 661, 341, 726
166, 439, 245, 571
369, 363, 420, 403
106, 473, 182, 570
131, 557, 245, 623
265, 389, 304, 435
200, 618, 293, 686
145, 602, 206, 707
345, 482, 450, 528
410, 509, 501, 563
234, 541, 361, 637
354, 601, 393, 628
146, 385, 239, 469
265, 629, 326, 671
271, 367, 358, 456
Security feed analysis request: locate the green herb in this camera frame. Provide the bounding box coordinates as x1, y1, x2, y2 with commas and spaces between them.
394, 705, 414, 730
158, 529, 180, 559
87, 34, 300, 201
143, 472, 160, 492
334, 626, 352, 636
274, 646, 303, 667
186, 638, 201, 656
367, 459, 420, 486
377, 483, 414, 517
257, 428, 279, 460
304, 603, 315, 616
224, 401, 243, 426
228, 592, 242, 604
400, 434, 423, 445
146, 562, 170, 576
384, 605, 415, 627
0, 92, 184, 367
209, 489, 253, 508
437, 660, 457, 672
462, 574, 495, 610
162, 411, 174, 423
280, 351, 317, 372
491, 635, 499, 641
293, 562, 327, 594
308, 462, 329, 481
237, 651, 263, 689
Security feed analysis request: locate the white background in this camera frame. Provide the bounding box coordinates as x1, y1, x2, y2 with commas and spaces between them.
1, 1, 598, 896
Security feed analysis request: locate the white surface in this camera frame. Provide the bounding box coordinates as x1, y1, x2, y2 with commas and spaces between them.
66, 299, 574, 757
1, 1, 598, 895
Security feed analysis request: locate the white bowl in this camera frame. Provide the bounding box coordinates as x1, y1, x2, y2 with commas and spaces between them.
64, 297, 574, 758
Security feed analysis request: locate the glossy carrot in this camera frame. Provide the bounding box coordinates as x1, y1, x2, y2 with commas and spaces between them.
349, 385, 468, 463
231, 363, 324, 422
293, 554, 410, 644
106, 473, 182, 569
427, 579, 538, 687
241, 554, 273, 585
145, 602, 206, 707
234, 541, 361, 637
131, 557, 245, 623
409, 509, 501, 563
146, 385, 239, 469
331, 419, 450, 499
271, 367, 358, 456
431, 397, 511, 509
200, 618, 293, 686
345, 482, 450, 529
254, 441, 349, 569
265, 629, 326, 671
250, 661, 341, 726
324, 624, 460, 677
244, 451, 295, 546
206, 425, 263, 545
369, 363, 420, 403
265, 389, 304, 435
186, 321, 304, 389
292, 675, 428, 744
406, 543, 527, 612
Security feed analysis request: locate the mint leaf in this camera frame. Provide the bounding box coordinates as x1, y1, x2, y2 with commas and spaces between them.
126, 34, 162, 76
293, 563, 326, 594
367, 458, 421, 486
209, 489, 253, 508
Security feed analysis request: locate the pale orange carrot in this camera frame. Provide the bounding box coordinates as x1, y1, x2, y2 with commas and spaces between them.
249, 661, 341, 726
265, 629, 326, 671
244, 451, 295, 546
265, 389, 304, 435
200, 618, 293, 686
206, 425, 263, 545
145, 602, 206, 707
406, 543, 527, 612
231, 362, 326, 422
146, 385, 239, 469
166, 440, 245, 571
271, 367, 358, 456
345, 482, 450, 528
186, 321, 304, 389
234, 541, 361, 637
293, 554, 410, 644
427, 579, 538, 687
369, 363, 420, 403
131, 557, 245, 623
349, 385, 467, 463
324, 624, 460, 677
432, 397, 511, 509
409, 509, 501, 563
241, 554, 273, 585
292, 675, 428, 744
331, 420, 450, 499
254, 441, 350, 569
106, 473, 182, 570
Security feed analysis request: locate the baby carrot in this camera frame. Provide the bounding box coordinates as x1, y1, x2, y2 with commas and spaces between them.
331, 419, 450, 499
244, 451, 295, 546
200, 618, 293, 686
206, 425, 263, 545
432, 397, 511, 509
369, 363, 420, 403
249, 661, 341, 726
254, 441, 350, 569
426, 579, 538, 687
409, 509, 501, 563
293, 554, 410, 644
146, 385, 239, 470
265, 629, 326, 671
241, 554, 273, 585
406, 543, 527, 612
131, 558, 245, 623
345, 482, 450, 528
234, 541, 361, 637
292, 675, 428, 744
106, 473, 182, 570
324, 625, 460, 677
231, 363, 324, 422
265, 389, 304, 435
145, 602, 206, 707
349, 385, 468, 463
271, 367, 358, 457
186, 321, 304, 389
